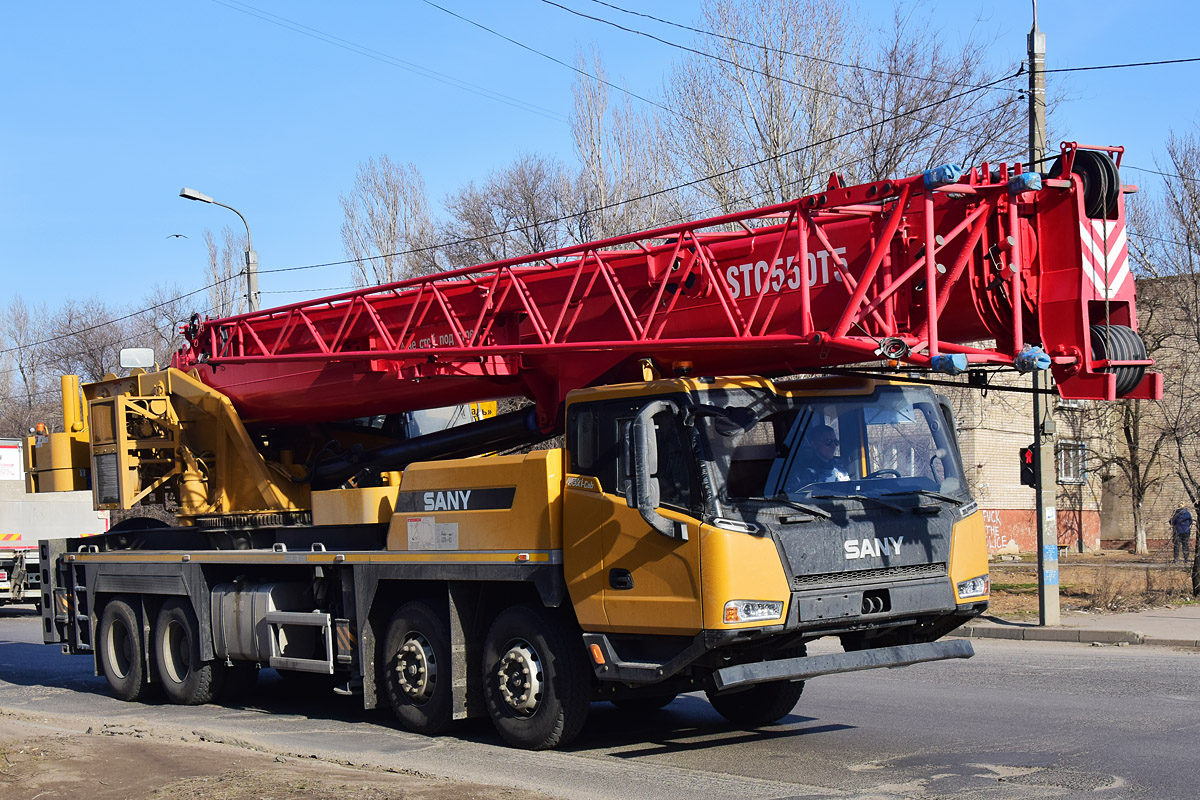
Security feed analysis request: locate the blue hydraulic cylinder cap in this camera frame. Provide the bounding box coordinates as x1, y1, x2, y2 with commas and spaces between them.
930, 354, 968, 375
924, 164, 964, 190
1014, 345, 1052, 373
1008, 172, 1043, 194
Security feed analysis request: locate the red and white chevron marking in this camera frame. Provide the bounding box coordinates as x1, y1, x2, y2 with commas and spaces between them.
1080, 219, 1129, 299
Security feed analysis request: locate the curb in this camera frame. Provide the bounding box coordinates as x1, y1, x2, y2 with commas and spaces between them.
951, 624, 1200, 648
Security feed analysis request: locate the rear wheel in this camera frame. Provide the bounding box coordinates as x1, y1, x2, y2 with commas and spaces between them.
382, 601, 454, 736
154, 598, 222, 704
98, 597, 147, 701
481, 605, 590, 750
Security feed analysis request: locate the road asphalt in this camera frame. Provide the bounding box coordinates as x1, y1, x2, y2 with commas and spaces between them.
954, 603, 1200, 648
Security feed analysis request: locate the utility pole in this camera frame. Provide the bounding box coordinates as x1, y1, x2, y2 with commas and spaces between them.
1029, 1, 1059, 626
1028, 2, 1047, 167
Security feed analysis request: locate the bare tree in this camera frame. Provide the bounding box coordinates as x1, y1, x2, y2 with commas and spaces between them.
204, 226, 248, 318
438, 153, 573, 267
135, 284, 190, 367
0, 296, 55, 436
41, 298, 130, 384
661, 0, 857, 213
842, 4, 1027, 183
341, 156, 438, 286
568, 50, 682, 242
1130, 127, 1200, 585
1088, 397, 1171, 555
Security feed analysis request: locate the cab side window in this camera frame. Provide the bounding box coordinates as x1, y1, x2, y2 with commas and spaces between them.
652, 410, 696, 512
568, 400, 699, 513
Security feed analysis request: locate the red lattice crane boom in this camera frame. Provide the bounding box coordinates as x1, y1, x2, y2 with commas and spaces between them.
174, 143, 1161, 430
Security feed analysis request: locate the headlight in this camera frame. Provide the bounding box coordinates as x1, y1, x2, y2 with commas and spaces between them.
956, 574, 989, 599
723, 600, 784, 624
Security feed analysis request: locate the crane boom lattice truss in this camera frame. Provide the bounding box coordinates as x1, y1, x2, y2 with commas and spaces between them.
175, 144, 1161, 429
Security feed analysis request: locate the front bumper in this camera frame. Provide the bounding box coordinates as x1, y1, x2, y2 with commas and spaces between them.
711, 639, 974, 691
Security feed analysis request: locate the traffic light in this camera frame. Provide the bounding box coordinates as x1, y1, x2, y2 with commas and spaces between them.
1019, 445, 1036, 488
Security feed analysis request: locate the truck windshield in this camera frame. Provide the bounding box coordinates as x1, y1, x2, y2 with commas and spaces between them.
702, 385, 964, 503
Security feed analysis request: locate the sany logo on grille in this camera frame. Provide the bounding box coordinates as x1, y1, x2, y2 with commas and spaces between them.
1080, 219, 1129, 300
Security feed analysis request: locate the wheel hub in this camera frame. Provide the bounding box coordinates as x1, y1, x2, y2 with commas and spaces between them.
497, 641, 543, 715
395, 633, 437, 702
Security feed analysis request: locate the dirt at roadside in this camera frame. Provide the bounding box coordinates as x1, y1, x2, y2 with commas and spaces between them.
988, 550, 1198, 618
0, 715, 547, 800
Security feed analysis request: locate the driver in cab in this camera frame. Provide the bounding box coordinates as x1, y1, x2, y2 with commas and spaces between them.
786, 424, 850, 491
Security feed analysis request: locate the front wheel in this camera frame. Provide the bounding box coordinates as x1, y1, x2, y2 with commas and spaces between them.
98, 597, 147, 701
707, 680, 805, 726
154, 598, 223, 704
481, 605, 590, 750
706, 645, 806, 726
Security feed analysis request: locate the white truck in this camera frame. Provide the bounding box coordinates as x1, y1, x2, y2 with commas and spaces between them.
1, 438, 108, 608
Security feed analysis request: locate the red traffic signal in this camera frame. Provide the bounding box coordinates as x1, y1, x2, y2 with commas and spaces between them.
1019, 445, 1036, 488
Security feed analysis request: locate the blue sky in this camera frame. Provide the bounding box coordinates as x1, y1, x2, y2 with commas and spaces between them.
1, 0, 1196, 316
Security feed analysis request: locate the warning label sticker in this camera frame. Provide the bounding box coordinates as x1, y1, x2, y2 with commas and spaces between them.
406, 517, 459, 551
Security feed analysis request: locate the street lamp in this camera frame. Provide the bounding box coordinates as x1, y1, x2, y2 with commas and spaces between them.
179, 187, 260, 312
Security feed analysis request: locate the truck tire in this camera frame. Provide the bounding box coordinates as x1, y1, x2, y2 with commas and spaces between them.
98, 597, 148, 701
481, 605, 590, 750
382, 601, 454, 736
154, 598, 223, 705
707, 680, 805, 726
706, 643, 806, 726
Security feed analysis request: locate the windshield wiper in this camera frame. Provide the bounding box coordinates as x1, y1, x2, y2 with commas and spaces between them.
812, 492, 905, 514
883, 488, 964, 505
766, 496, 833, 520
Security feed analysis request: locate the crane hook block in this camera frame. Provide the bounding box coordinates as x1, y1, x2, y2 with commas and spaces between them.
923, 164, 964, 190
1013, 345, 1051, 373
930, 354, 968, 375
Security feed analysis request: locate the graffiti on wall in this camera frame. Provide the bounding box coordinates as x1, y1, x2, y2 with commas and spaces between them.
982, 509, 1015, 552
979, 508, 1100, 554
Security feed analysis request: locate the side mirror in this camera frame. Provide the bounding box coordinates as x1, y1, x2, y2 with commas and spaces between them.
936, 394, 959, 449
119, 347, 157, 371
625, 400, 688, 540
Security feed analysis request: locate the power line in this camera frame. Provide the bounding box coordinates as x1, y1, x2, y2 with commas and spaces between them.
253, 67, 1018, 282
0, 310, 203, 382
577, 0, 1022, 95
0, 280, 229, 359
417, 0, 689, 126
1043, 56, 1200, 74
1, 12, 1026, 349
533, 0, 1026, 150
207, 0, 569, 124
1123, 164, 1200, 185
261, 286, 356, 295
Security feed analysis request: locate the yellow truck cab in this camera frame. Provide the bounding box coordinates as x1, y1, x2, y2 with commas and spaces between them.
559, 375, 987, 696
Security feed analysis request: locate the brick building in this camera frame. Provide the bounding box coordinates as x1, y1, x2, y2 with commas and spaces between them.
950, 374, 1102, 555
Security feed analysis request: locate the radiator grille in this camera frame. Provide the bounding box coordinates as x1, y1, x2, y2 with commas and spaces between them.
792, 562, 946, 591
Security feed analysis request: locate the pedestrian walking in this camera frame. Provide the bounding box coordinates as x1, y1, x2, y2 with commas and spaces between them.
1169, 503, 1193, 563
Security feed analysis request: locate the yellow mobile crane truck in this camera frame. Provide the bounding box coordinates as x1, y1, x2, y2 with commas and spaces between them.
25, 148, 1158, 749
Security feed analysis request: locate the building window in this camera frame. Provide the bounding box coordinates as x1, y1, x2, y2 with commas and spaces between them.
1057, 440, 1087, 484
